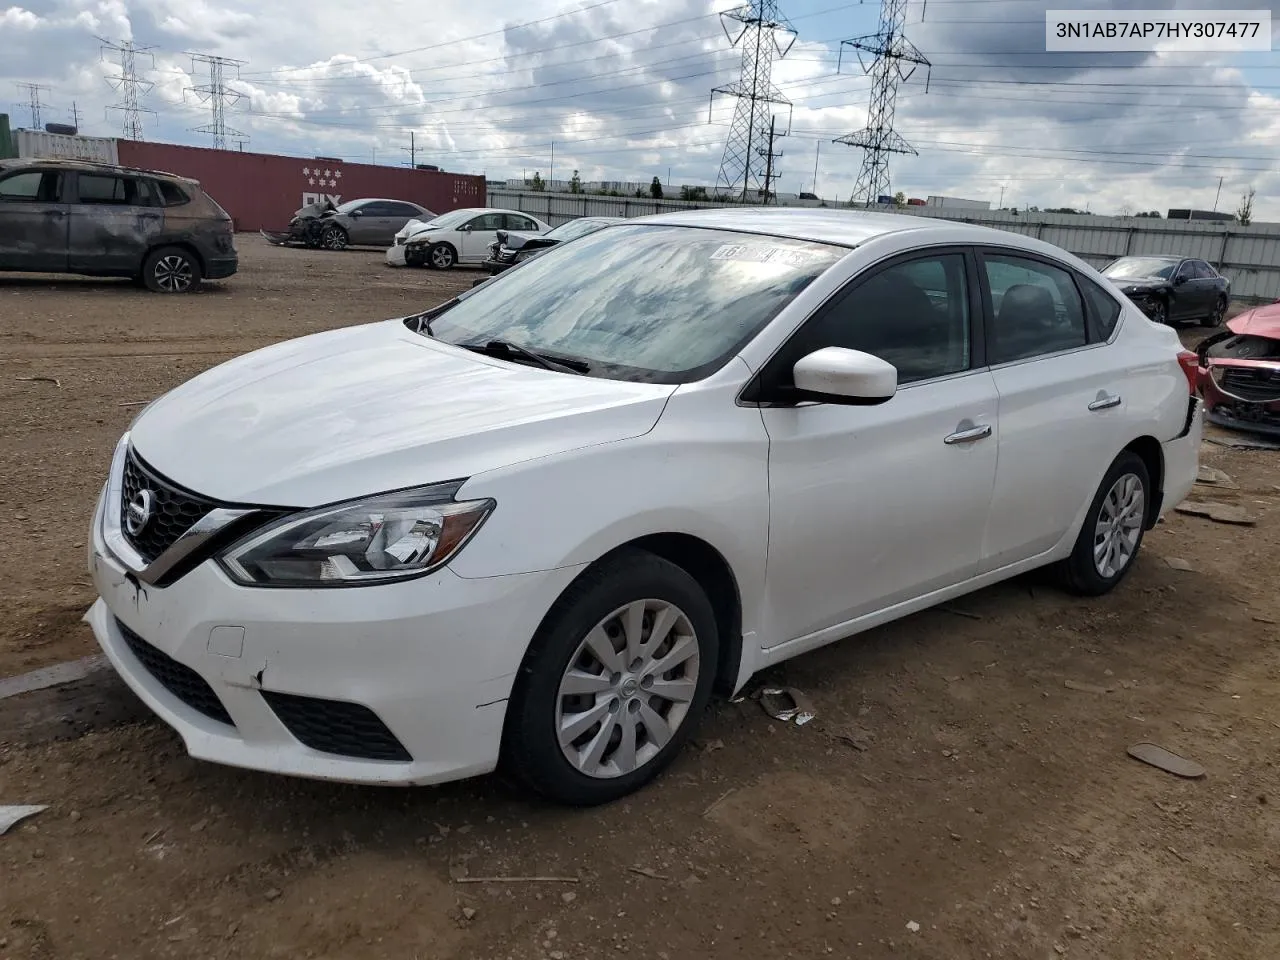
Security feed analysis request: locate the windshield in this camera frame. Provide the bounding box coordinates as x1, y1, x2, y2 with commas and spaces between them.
420, 224, 845, 383
545, 218, 614, 243
1104, 257, 1178, 280
410, 209, 477, 232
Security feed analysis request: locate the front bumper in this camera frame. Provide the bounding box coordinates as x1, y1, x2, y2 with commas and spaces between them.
1198, 364, 1280, 437
385, 244, 408, 267
86, 483, 580, 786
482, 258, 515, 275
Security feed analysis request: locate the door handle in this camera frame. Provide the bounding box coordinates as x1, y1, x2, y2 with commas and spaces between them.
944, 424, 992, 445
1088, 394, 1122, 411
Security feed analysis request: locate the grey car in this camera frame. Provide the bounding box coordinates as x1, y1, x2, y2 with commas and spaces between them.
0, 157, 237, 292
316, 198, 436, 250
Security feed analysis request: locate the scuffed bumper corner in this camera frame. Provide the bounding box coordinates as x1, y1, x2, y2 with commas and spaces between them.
1158, 395, 1204, 519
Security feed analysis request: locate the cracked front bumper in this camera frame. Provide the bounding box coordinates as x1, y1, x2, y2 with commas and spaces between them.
86, 487, 579, 786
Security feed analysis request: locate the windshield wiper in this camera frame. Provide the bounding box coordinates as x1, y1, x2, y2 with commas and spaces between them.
464, 339, 590, 374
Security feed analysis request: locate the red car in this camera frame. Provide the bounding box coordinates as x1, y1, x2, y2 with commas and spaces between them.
1195, 301, 1280, 436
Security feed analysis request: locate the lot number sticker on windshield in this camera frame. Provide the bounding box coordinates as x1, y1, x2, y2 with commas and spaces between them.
711, 244, 812, 268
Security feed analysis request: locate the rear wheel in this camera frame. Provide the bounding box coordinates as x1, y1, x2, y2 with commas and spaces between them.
142, 246, 202, 293
1054, 451, 1150, 596
1208, 295, 1227, 327
502, 550, 718, 805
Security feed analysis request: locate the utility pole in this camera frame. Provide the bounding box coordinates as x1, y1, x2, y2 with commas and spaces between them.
99, 37, 156, 139
1212, 175, 1224, 212
998, 183, 1005, 208
834, 0, 931, 206
186, 52, 247, 149
550, 140, 556, 190
759, 115, 783, 204
811, 140, 820, 197
70, 101, 81, 130
15, 82, 50, 128
709, 1, 797, 202
402, 131, 417, 167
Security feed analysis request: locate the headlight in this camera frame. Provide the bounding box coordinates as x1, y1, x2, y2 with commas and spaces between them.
218, 482, 494, 587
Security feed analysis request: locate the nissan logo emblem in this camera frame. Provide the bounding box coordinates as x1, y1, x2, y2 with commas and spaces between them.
126, 489, 154, 536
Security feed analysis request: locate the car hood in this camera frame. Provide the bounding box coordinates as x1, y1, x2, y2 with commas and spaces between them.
1227, 302, 1280, 339
497, 231, 554, 252
1107, 275, 1166, 289
129, 320, 675, 507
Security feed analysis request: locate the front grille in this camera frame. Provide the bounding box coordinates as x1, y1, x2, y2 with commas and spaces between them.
1215, 367, 1280, 404
396, 237, 406, 245
497, 249, 518, 263
261, 691, 411, 762
120, 449, 217, 562
116, 619, 234, 726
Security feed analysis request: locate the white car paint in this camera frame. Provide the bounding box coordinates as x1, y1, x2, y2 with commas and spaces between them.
384, 207, 550, 267
86, 208, 1202, 795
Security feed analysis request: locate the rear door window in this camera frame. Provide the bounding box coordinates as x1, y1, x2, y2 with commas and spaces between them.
77, 174, 147, 205
983, 253, 1087, 364
0, 170, 61, 201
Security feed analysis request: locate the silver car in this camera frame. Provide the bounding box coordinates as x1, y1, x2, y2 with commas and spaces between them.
318, 198, 436, 249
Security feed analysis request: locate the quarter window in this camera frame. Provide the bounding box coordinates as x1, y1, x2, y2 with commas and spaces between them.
984, 254, 1087, 364
782, 252, 972, 385
155, 180, 189, 206
1078, 274, 1121, 341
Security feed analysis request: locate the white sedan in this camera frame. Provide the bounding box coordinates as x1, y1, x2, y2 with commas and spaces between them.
86, 209, 1202, 805
385, 207, 551, 269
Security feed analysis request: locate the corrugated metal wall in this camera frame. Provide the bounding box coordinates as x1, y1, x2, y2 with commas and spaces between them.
488, 189, 1280, 303
116, 141, 486, 232
16, 129, 118, 164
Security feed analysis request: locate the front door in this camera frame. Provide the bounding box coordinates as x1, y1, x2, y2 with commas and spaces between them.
0, 168, 70, 272
67, 172, 162, 274
755, 249, 999, 646
459, 213, 504, 262
978, 250, 1132, 569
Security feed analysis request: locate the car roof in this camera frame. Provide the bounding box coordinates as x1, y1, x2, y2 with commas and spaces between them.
1113, 254, 1180, 261
348, 198, 427, 206
0, 156, 195, 184
633, 207, 1005, 249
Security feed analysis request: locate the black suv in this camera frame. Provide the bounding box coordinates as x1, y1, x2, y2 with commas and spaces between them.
0, 158, 237, 292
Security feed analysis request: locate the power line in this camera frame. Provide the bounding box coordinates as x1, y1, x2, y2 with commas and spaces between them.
186, 52, 248, 149
99, 37, 156, 140
835, 0, 930, 205
15, 82, 50, 128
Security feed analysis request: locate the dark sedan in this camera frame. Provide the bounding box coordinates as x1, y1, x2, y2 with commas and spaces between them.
1101, 255, 1230, 327
482, 216, 625, 277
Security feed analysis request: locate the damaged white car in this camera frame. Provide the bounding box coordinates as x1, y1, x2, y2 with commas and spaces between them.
87, 210, 1201, 805
385, 207, 550, 269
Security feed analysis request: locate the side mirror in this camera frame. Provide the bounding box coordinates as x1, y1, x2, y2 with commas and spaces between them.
350, 209, 363, 218
792, 347, 897, 405
461, 223, 473, 232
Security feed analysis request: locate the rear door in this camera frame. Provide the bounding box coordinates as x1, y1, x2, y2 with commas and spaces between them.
377, 202, 427, 244
978, 249, 1132, 571
0, 168, 70, 272
67, 172, 163, 275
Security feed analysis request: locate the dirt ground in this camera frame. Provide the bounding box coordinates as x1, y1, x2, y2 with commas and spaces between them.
1, 237, 1277, 960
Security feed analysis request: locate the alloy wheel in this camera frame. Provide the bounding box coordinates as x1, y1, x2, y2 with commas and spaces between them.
153, 255, 193, 293
1093, 472, 1145, 578
555, 599, 700, 779
1151, 300, 1167, 325
431, 245, 454, 269
323, 227, 347, 251
1210, 297, 1227, 327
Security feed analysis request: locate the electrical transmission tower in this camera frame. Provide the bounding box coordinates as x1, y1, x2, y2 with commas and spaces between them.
186, 53, 248, 149
759, 116, 783, 204
99, 37, 156, 139
15, 82, 51, 128
708, 1, 797, 202
833, 0, 930, 206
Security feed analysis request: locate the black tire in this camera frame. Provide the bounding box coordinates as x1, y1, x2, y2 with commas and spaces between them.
142, 246, 202, 294
1208, 295, 1228, 327
320, 224, 348, 251
1054, 451, 1151, 596
428, 243, 456, 270
502, 549, 719, 806
1149, 298, 1168, 325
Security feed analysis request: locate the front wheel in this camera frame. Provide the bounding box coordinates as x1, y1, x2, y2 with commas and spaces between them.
1054, 451, 1150, 596
1149, 298, 1168, 325
320, 225, 348, 251
429, 243, 456, 269
502, 550, 719, 806
142, 246, 202, 293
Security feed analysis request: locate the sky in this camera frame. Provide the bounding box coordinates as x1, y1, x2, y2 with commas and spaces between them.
3, 0, 1279, 218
